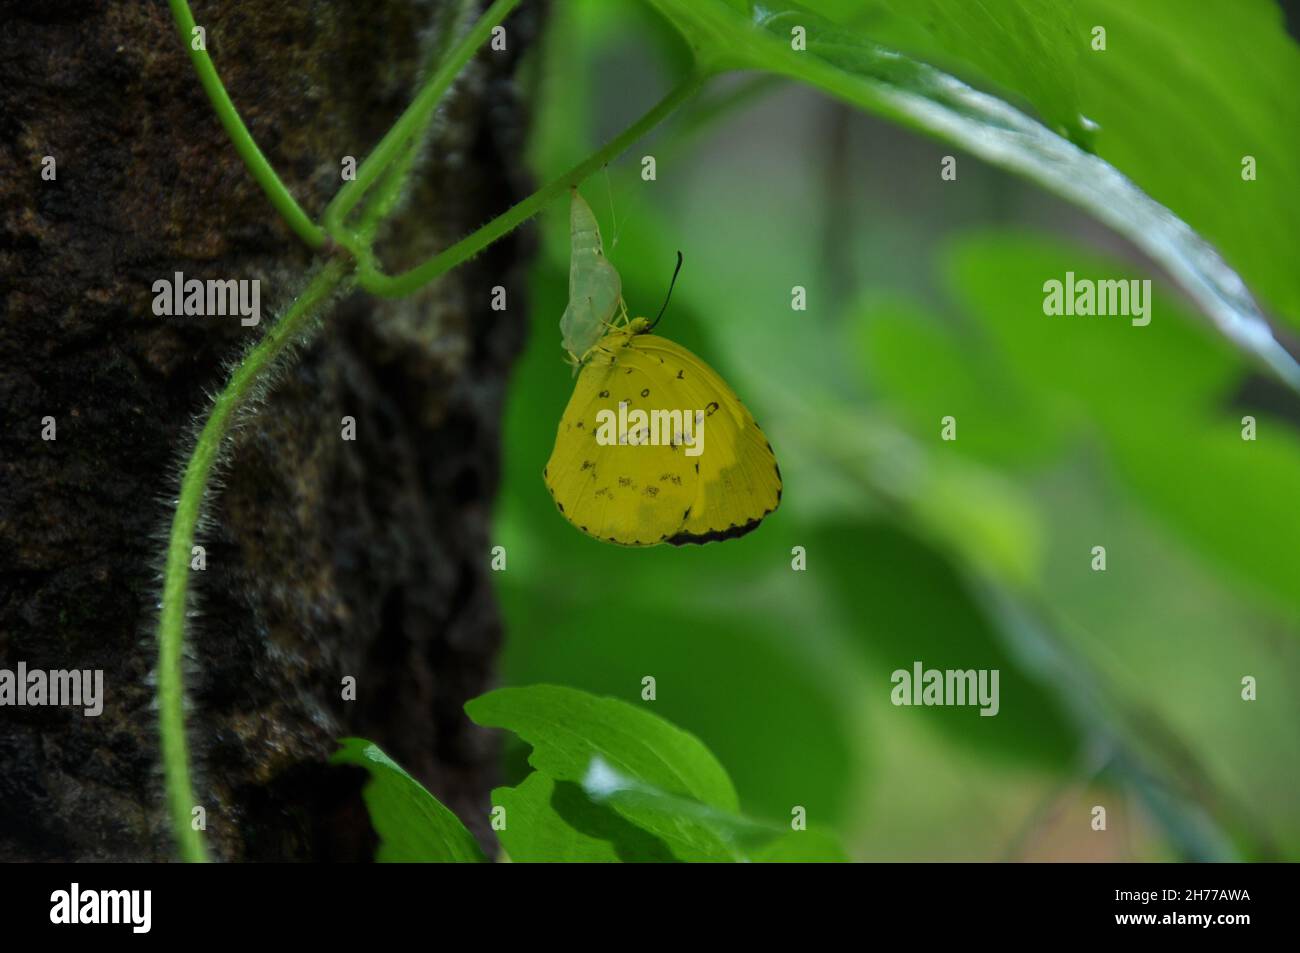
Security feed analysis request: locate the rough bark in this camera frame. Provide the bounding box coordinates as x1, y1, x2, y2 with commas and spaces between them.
0, 0, 536, 861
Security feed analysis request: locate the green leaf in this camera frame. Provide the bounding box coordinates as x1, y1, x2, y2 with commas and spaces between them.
853, 0, 1300, 335
642, 0, 1300, 391
467, 685, 740, 861
468, 686, 847, 861
1073, 0, 1300, 330
581, 757, 848, 862
491, 772, 677, 863
331, 738, 486, 863
873, 0, 1090, 145
467, 684, 739, 810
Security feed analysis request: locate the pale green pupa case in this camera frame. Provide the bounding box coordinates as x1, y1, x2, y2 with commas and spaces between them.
560, 188, 622, 365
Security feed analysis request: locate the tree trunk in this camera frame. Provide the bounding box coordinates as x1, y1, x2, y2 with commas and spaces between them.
0, 0, 536, 861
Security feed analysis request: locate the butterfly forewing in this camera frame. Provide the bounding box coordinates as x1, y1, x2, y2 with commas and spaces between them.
545, 331, 698, 544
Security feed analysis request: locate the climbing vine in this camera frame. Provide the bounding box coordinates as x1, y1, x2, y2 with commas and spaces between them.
156, 0, 705, 861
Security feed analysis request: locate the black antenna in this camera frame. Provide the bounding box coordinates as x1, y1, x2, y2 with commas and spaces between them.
648, 251, 684, 331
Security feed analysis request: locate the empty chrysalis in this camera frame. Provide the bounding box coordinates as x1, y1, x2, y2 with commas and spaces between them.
560, 187, 623, 367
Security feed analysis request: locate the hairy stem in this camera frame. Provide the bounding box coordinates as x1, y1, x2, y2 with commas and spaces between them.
359, 72, 710, 297
158, 262, 350, 863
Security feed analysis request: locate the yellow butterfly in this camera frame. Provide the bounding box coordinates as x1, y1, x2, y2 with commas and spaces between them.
545, 249, 782, 546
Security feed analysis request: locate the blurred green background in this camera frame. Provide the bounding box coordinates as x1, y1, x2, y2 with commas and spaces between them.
489, 0, 1300, 860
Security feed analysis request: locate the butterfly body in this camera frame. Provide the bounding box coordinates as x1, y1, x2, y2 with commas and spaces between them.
545, 319, 781, 546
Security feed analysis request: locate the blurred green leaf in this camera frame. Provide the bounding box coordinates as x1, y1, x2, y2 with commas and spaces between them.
810, 521, 1079, 767
946, 232, 1300, 621
854, 293, 1061, 469
331, 738, 485, 862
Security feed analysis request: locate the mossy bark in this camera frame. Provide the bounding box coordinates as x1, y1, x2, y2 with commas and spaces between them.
0, 0, 537, 861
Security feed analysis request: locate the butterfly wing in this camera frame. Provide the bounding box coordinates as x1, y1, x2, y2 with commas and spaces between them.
545, 329, 698, 545
544, 328, 781, 546
629, 334, 781, 544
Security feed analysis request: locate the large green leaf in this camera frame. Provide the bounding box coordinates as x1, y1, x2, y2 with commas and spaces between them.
844, 0, 1300, 334
330, 738, 485, 862
641, 0, 1300, 391
874, 0, 1089, 145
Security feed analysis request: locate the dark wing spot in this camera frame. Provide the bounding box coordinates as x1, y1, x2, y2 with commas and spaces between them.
625, 368, 634, 374
694, 462, 700, 473
599, 390, 609, 398
581, 460, 594, 470
543, 466, 548, 478
557, 501, 565, 512
705, 401, 720, 416
640, 387, 650, 397
576, 421, 584, 429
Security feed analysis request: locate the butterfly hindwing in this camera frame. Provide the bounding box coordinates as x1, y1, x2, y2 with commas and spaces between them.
628, 335, 781, 543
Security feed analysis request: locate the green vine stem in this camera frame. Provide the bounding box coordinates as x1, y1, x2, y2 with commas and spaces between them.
358, 71, 710, 297
158, 262, 350, 863
324, 0, 524, 237
167, 0, 326, 250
